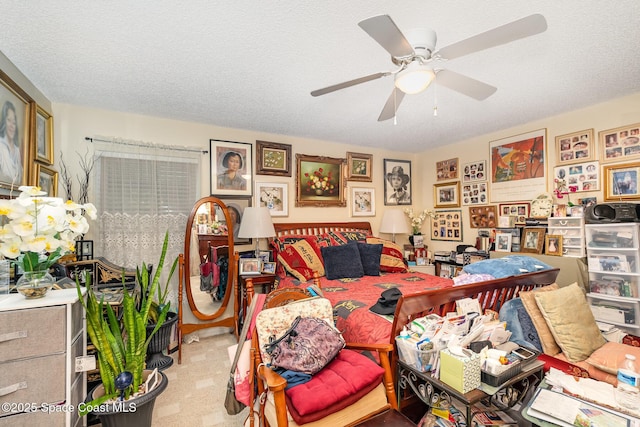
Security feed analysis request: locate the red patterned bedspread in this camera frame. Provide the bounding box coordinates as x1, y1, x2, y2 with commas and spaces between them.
276, 272, 453, 345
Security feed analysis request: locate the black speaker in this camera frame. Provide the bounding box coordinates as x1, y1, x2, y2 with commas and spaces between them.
585, 203, 640, 223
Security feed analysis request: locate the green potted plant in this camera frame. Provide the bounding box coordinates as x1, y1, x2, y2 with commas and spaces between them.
77, 231, 174, 427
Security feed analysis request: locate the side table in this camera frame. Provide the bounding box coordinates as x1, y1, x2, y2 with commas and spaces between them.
238, 273, 276, 329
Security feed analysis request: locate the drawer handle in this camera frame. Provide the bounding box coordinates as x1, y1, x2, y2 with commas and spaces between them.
0, 331, 27, 343
559, 220, 568, 225
0, 381, 27, 397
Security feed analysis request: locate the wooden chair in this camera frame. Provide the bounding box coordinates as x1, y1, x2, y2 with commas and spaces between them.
249, 288, 398, 426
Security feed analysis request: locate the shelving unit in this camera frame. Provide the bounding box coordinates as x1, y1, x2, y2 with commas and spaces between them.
548, 217, 585, 257
585, 223, 640, 333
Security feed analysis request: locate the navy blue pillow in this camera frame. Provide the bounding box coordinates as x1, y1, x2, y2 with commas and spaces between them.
356, 242, 383, 276
321, 244, 364, 280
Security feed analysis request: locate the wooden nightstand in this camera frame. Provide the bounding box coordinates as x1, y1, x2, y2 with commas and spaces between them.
238, 273, 276, 328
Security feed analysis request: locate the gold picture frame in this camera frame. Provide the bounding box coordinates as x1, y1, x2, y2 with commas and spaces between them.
433, 181, 461, 208
256, 140, 292, 177
295, 154, 346, 207
0, 77, 32, 189
603, 161, 640, 201
34, 104, 54, 165
555, 128, 595, 165
599, 123, 640, 163
346, 152, 372, 182
521, 227, 546, 254
545, 234, 563, 256
34, 163, 58, 197
429, 210, 463, 242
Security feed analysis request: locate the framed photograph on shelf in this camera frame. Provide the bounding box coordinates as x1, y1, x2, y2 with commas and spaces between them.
34, 164, 58, 196
346, 152, 373, 182
555, 128, 595, 164
76, 240, 94, 261
599, 123, 640, 163
434, 181, 460, 208
257, 250, 271, 264
603, 161, 640, 201
210, 139, 253, 196
462, 160, 487, 182
498, 202, 530, 225
351, 187, 375, 217
34, 105, 54, 165
262, 262, 276, 274
553, 161, 599, 192
521, 227, 546, 254
296, 154, 346, 207
256, 140, 292, 177
430, 210, 463, 242
239, 258, 261, 275
436, 158, 459, 181
0, 77, 31, 189
255, 182, 288, 217
468, 205, 498, 228
495, 233, 512, 252
545, 235, 563, 256
383, 158, 412, 205
462, 182, 488, 206
490, 129, 546, 203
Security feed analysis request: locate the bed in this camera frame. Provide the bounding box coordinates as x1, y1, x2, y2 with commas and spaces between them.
243, 221, 561, 351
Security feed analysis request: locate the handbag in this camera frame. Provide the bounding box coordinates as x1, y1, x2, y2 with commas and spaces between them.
264, 316, 345, 375
199, 245, 220, 293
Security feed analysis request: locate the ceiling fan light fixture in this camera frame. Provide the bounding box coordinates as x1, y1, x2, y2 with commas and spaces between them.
394, 62, 435, 95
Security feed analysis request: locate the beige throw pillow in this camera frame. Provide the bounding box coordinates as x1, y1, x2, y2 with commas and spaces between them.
519, 283, 561, 356
534, 283, 605, 362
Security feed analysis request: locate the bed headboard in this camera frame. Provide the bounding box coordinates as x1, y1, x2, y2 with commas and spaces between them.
272, 221, 373, 237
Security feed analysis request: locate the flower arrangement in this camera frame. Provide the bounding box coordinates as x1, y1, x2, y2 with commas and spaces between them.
553, 178, 578, 207
260, 188, 283, 209
404, 208, 435, 235
0, 186, 97, 273
304, 168, 335, 195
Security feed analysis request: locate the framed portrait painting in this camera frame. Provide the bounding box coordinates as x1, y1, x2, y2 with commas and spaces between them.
490, 129, 546, 203
433, 181, 460, 208
351, 187, 375, 217
296, 154, 346, 207
599, 123, 640, 163
555, 128, 595, 165
346, 152, 373, 182
34, 105, 54, 165
383, 159, 412, 205
430, 210, 463, 242
603, 162, 640, 201
210, 139, 253, 197
0, 78, 31, 189
255, 182, 288, 217
436, 158, 459, 181
256, 140, 292, 177
35, 163, 58, 197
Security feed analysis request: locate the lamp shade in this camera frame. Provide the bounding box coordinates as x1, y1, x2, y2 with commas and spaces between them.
379, 209, 410, 235
238, 207, 276, 239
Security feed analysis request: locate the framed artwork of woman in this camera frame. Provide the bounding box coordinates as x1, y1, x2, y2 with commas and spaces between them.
210, 139, 253, 197
0, 80, 31, 189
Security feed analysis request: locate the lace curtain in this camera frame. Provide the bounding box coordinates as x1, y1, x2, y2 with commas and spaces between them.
93, 140, 201, 308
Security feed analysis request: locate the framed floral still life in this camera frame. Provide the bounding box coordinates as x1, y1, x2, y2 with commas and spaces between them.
256, 182, 288, 217
430, 210, 462, 242
555, 128, 595, 165
351, 187, 375, 217
256, 140, 292, 177
599, 123, 640, 163
433, 181, 460, 208
346, 152, 372, 182
462, 160, 487, 183
383, 158, 412, 206
34, 105, 54, 165
436, 158, 459, 181
603, 162, 640, 201
210, 139, 253, 197
521, 227, 546, 254
296, 154, 346, 207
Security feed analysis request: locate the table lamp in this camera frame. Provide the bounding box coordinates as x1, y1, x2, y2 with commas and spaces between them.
379, 209, 409, 243
238, 207, 276, 258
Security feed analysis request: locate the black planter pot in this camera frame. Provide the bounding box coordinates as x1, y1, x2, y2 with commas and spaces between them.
87, 370, 168, 427
146, 311, 178, 371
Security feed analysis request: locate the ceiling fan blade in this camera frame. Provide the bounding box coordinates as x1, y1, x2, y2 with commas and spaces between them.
436, 69, 497, 100
311, 72, 388, 97
378, 88, 406, 121
436, 14, 547, 60
358, 15, 414, 58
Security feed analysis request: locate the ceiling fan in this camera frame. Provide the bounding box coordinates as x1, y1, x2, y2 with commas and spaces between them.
310, 14, 547, 121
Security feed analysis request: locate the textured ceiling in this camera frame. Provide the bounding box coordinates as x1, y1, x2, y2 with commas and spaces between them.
1, 1, 639, 153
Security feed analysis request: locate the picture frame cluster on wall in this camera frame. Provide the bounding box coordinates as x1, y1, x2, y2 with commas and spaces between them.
555, 128, 595, 164
430, 210, 463, 242
599, 123, 640, 163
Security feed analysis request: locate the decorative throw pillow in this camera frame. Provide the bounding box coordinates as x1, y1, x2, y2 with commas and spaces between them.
498, 298, 542, 352
321, 244, 364, 280
534, 283, 606, 362
277, 239, 325, 281
365, 237, 407, 273
324, 230, 370, 246
271, 235, 330, 277
462, 255, 552, 278
519, 283, 561, 356
355, 242, 383, 276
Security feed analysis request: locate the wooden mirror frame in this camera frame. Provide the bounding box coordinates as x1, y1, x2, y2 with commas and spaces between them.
178, 196, 237, 363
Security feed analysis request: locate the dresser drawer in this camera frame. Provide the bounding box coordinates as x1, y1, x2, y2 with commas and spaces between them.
0, 353, 65, 415
0, 306, 65, 362
549, 227, 583, 237
548, 217, 583, 228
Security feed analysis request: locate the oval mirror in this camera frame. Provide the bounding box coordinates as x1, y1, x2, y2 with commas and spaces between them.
182, 196, 235, 322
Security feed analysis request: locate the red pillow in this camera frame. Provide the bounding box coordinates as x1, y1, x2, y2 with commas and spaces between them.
270, 235, 330, 277
277, 239, 325, 281
285, 349, 384, 424
366, 237, 408, 273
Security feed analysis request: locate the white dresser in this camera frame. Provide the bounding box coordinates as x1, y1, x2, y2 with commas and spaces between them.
0, 289, 86, 427
548, 216, 585, 257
